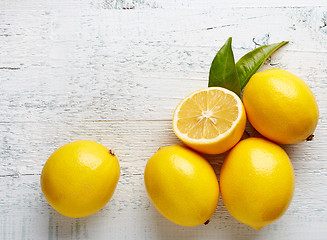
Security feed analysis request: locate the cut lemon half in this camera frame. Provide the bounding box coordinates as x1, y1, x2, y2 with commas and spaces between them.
172, 87, 246, 154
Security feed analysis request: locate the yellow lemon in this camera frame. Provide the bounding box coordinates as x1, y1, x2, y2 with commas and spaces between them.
172, 87, 246, 154
144, 145, 219, 226
41, 140, 120, 218
220, 138, 295, 230
243, 69, 319, 144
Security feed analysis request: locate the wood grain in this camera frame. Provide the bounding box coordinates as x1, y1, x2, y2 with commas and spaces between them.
1, 0, 327, 239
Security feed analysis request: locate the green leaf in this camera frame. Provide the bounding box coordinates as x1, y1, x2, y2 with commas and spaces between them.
209, 37, 241, 97
236, 41, 288, 89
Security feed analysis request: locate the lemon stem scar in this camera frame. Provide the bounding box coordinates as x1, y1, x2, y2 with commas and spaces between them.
109, 149, 115, 156
306, 134, 314, 141
204, 219, 210, 225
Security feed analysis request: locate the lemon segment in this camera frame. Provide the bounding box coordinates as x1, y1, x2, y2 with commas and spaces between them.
173, 87, 246, 154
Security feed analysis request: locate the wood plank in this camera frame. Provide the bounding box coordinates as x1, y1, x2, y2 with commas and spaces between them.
1, 120, 326, 173
2, 0, 327, 10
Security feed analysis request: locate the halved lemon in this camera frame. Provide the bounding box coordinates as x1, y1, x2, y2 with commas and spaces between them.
172, 87, 246, 154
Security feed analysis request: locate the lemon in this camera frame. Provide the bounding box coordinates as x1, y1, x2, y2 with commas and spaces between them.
144, 145, 219, 226
41, 140, 120, 218
243, 69, 319, 144
172, 87, 246, 154
220, 138, 295, 230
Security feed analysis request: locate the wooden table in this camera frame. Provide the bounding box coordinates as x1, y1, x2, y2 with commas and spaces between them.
1, 1, 327, 239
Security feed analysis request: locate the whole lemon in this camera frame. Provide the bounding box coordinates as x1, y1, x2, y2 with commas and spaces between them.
41, 140, 120, 218
243, 69, 319, 144
220, 138, 295, 230
144, 145, 219, 226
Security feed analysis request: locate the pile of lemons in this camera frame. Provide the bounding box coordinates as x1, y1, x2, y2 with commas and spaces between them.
41, 69, 318, 230
145, 69, 318, 229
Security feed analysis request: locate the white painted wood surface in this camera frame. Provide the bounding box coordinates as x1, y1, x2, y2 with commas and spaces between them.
1, 0, 327, 239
